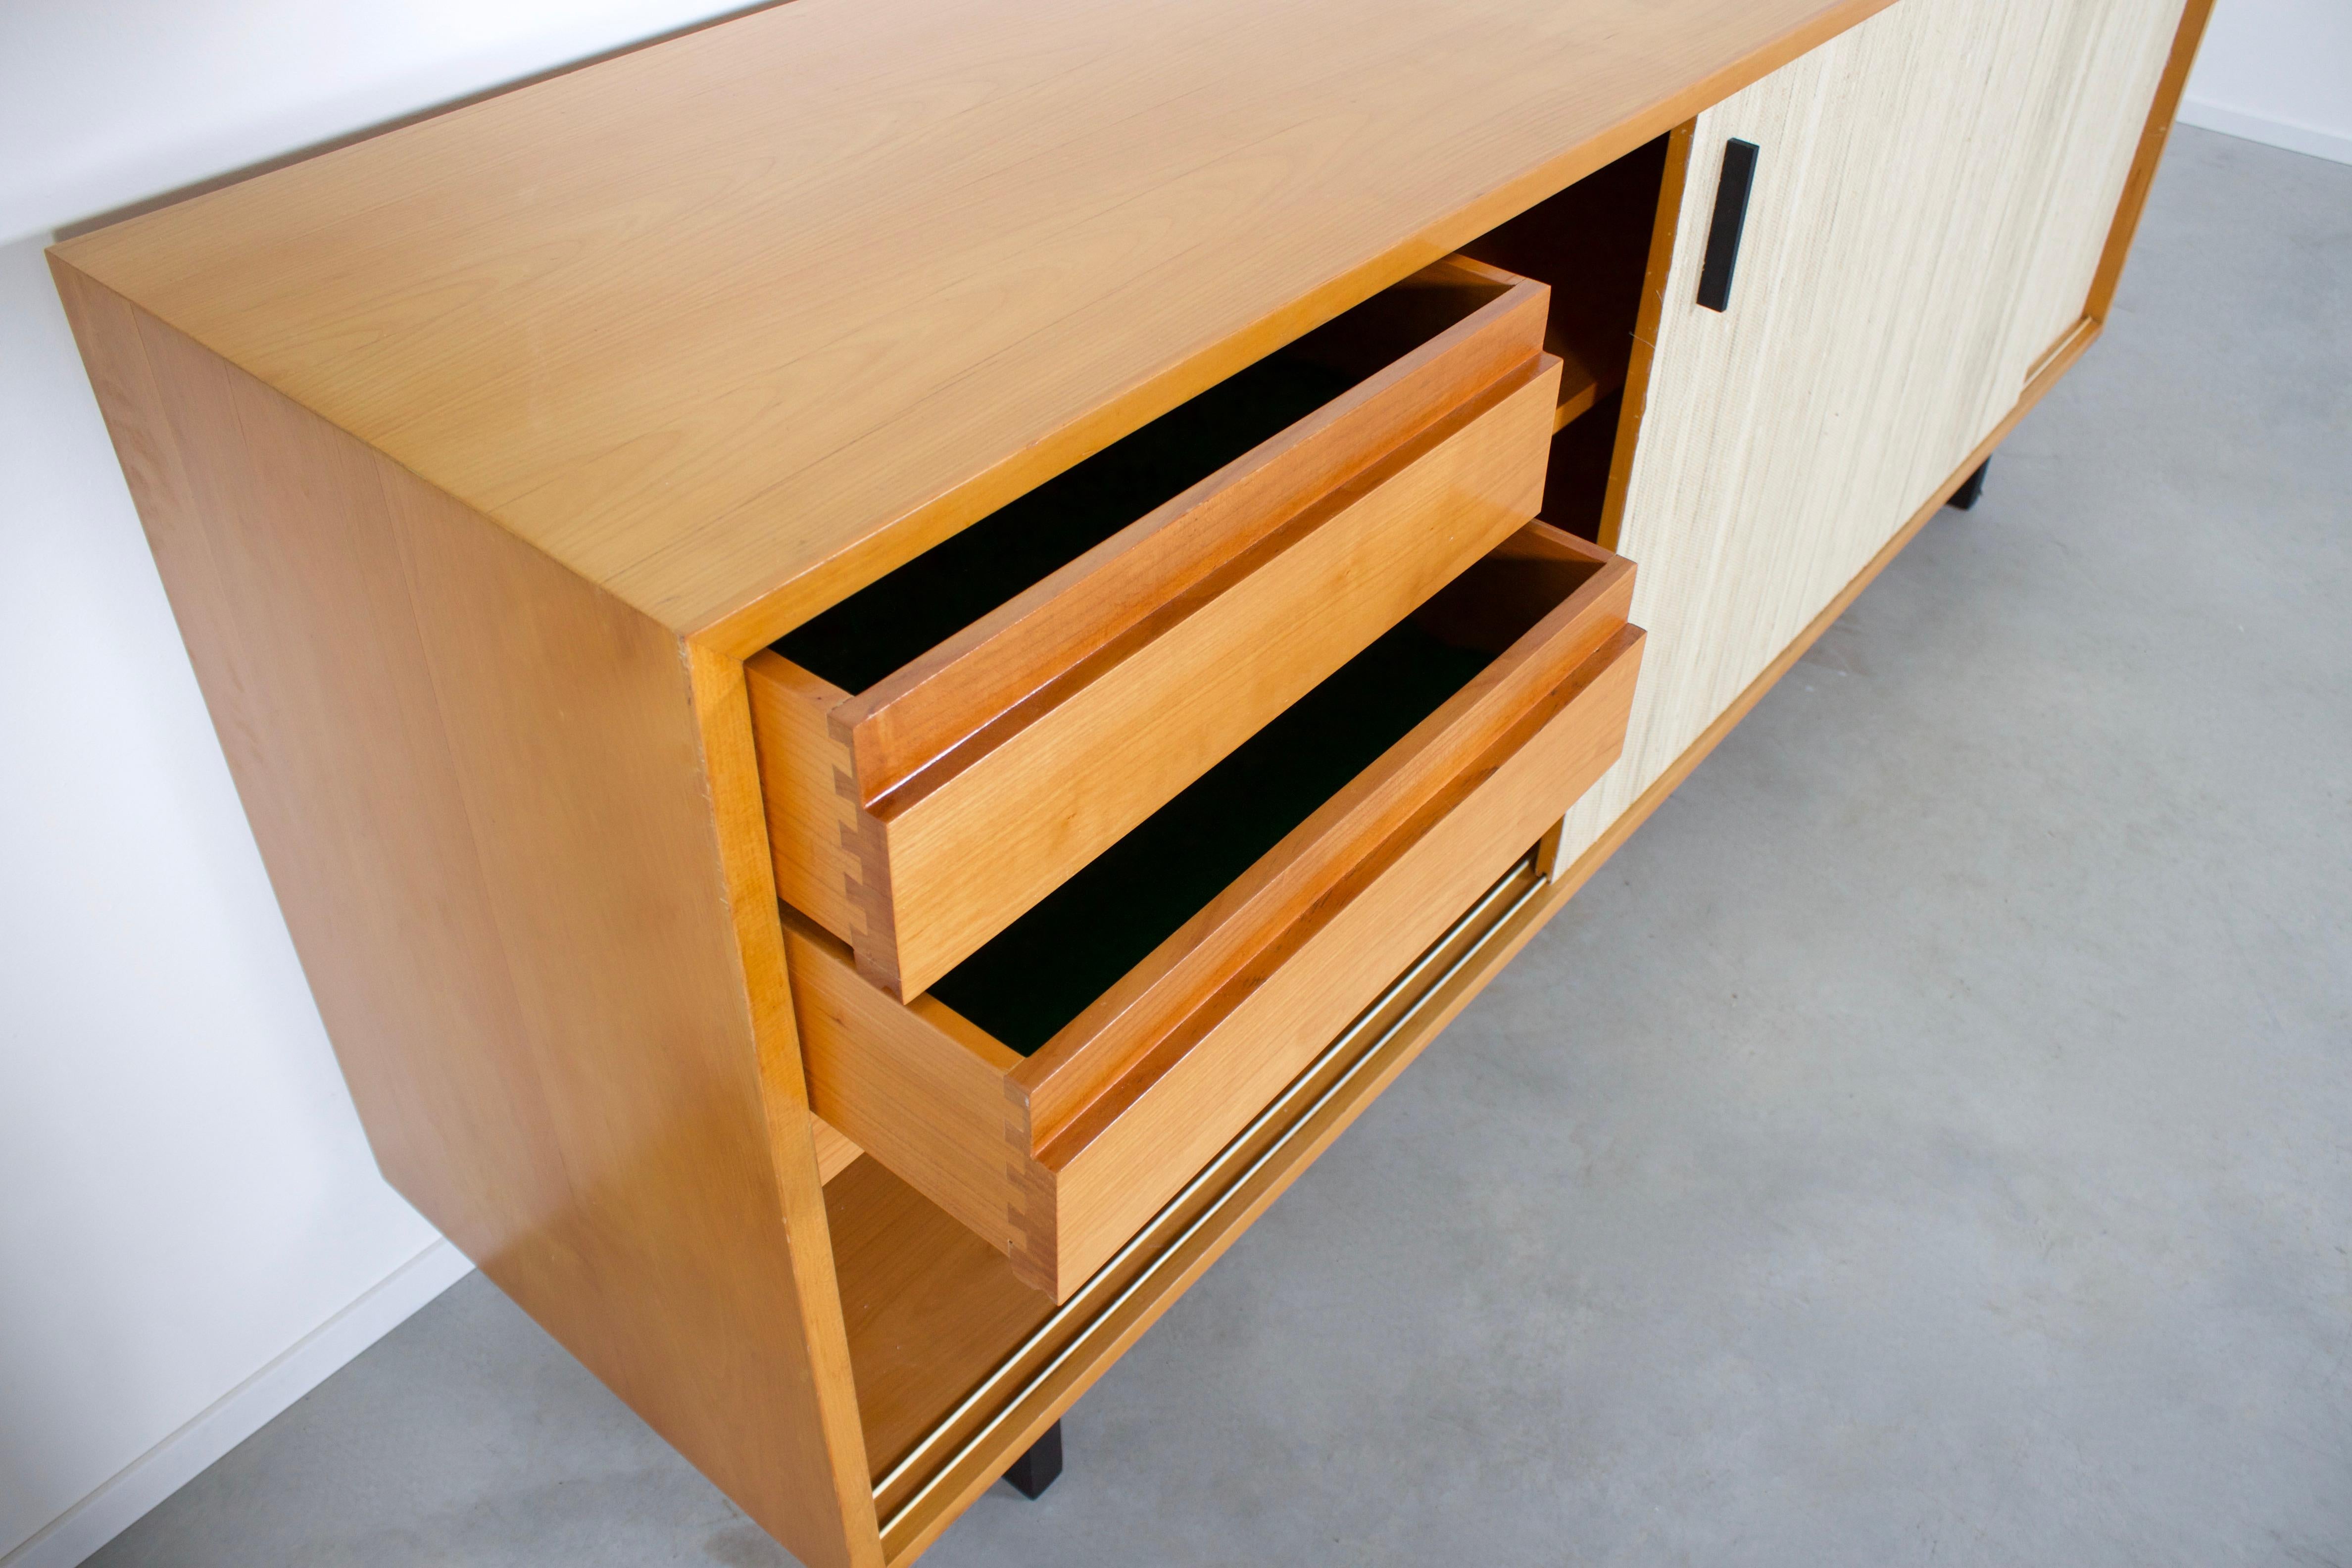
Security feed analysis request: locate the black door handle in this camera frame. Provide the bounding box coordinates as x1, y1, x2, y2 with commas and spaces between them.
1696, 138, 1760, 313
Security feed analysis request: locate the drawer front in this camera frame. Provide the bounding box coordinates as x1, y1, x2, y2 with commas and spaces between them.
786, 524, 1642, 1299
1040, 609, 1639, 1293
750, 259, 1559, 1001
867, 361, 1559, 997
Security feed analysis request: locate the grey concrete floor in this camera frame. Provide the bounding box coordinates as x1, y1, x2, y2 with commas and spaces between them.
88, 127, 2351, 1568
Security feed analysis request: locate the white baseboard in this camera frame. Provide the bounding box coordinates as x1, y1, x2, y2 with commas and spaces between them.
0, 1240, 475, 1568
2178, 97, 2352, 166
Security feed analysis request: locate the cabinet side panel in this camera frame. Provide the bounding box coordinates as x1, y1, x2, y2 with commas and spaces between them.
50, 262, 876, 1568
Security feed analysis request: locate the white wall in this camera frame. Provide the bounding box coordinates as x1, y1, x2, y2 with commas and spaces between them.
0, 6, 755, 1566
2182, 0, 2352, 163
0, 0, 761, 243
0, 231, 462, 1567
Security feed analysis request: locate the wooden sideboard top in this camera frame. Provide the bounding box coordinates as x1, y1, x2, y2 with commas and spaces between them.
50, 0, 1890, 651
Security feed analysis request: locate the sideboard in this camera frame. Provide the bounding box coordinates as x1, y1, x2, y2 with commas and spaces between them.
50, 0, 2208, 1559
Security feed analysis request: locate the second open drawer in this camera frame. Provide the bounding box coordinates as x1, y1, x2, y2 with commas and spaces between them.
785, 522, 1643, 1299
748, 257, 1559, 1000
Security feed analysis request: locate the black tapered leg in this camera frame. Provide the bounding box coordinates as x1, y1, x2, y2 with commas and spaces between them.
1947, 458, 1989, 511
1004, 1421, 1063, 1499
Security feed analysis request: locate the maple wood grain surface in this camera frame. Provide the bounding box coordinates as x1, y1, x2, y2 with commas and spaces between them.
50, 0, 1892, 651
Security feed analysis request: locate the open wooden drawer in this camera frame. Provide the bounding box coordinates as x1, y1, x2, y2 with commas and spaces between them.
748, 256, 1561, 999
785, 522, 1644, 1299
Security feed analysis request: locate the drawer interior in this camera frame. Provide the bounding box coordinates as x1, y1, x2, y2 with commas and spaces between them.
927, 622, 1488, 1053
926, 534, 1614, 1057
771, 266, 1524, 696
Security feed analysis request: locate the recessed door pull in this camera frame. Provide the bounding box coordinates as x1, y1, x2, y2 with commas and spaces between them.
1696, 138, 1760, 312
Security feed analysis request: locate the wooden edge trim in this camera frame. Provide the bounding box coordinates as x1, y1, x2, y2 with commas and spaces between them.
690, 0, 1907, 656
683, 643, 882, 1564
2025, 315, 2098, 388
1597, 120, 1697, 554
2086, 0, 2217, 324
